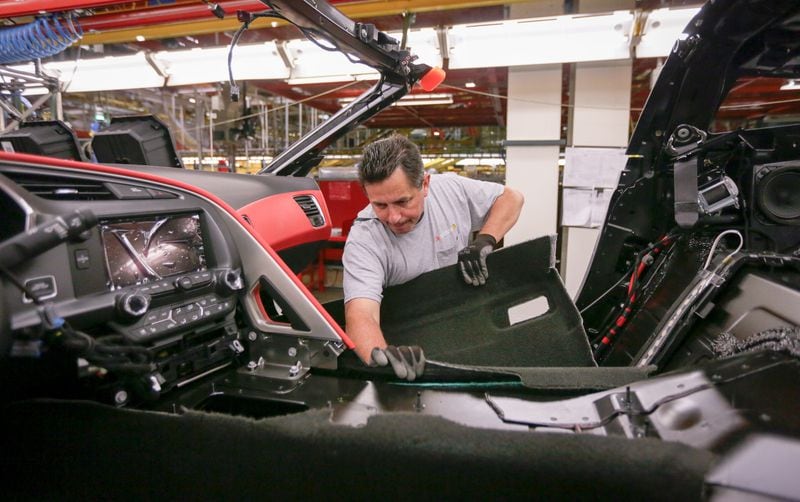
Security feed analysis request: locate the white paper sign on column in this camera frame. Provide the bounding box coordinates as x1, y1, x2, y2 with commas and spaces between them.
562, 147, 626, 228
563, 147, 626, 188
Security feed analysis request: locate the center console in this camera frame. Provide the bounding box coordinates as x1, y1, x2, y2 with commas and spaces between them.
85, 213, 239, 343
5, 208, 249, 402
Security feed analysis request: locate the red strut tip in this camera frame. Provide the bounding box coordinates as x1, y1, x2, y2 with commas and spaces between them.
419, 67, 446, 91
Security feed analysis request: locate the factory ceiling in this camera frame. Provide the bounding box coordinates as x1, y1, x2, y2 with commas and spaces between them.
1, 0, 799, 132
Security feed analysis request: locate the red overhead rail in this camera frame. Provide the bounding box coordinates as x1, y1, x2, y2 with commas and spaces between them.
0, 0, 126, 17
78, 0, 265, 31
1, 0, 351, 28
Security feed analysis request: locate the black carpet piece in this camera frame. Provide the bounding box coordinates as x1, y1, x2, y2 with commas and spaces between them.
377, 236, 595, 367
332, 352, 654, 391
1, 399, 714, 501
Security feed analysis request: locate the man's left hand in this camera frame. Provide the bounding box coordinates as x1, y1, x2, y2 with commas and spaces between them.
457, 233, 497, 286
371, 345, 425, 381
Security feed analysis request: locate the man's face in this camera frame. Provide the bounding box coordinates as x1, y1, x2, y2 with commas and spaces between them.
364, 168, 429, 235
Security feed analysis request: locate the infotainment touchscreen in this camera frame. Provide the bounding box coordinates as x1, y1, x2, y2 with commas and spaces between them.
100, 214, 207, 290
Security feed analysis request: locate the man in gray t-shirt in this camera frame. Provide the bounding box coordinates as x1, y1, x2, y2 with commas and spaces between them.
342, 135, 524, 381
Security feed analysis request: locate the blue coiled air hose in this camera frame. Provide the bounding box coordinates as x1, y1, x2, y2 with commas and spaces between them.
0, 14, 83, 65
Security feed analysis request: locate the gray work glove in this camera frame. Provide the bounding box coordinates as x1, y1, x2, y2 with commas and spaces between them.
371, 345, 425, 381
457, 233, 497, 286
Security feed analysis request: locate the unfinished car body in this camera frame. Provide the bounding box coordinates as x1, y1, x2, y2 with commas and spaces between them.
1, 0, 799, 499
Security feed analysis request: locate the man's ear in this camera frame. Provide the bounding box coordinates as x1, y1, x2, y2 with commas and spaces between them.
422, 173, 431, 196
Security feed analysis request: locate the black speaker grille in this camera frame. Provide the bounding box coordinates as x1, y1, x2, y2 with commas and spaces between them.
757, 166, 800, 222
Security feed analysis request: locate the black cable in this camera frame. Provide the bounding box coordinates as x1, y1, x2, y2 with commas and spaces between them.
591, 231, 679, 358
227, 22, 251, 102
227, 11, 284, 101
1, 261, 154, 372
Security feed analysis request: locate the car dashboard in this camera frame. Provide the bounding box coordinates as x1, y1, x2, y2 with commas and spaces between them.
0, 155, 347, 407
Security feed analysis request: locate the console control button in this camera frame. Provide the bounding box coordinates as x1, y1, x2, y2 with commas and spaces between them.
175, 276, 193, 291
219, 269, 244, 292
197, 295, 218, 307
144, 310, 170, 325
126, 293, 234, 341
23, 276, 57, 303
189, 271, 213, 286
146, 280, 174, 295
74, 249, 91, 270
117, 292, 151, 319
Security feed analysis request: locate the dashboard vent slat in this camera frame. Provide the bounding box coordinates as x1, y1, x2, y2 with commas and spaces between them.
3, 172, 116, 201
293, 195, 324, 227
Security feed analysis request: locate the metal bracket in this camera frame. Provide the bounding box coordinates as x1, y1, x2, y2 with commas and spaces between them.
241, 333, 340, 380
435, 26, 449, 61
274, 40, 295, 69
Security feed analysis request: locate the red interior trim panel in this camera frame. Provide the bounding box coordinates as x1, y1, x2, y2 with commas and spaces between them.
238, 190, 332, 251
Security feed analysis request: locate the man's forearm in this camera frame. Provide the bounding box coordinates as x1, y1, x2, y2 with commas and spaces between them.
480, 187, 524, 241
345, 299, 387, 364
349, 319, 386, 363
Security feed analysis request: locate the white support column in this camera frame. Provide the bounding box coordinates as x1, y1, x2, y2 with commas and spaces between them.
503, 2, 565, 247
561, 60, 632, 298
504, 65, 563, 246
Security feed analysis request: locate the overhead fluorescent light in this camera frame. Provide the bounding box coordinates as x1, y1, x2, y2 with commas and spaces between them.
156, 43, 289, 86
780, 79, 800, 91
287, 75, 354, 85
403, 28, 443, 68
448, 11, 634, 69
338, 93, 453, 107
285, 72, 380, 85
7, 7, 701, 95
395, 93, 453, 106
637, 7, 701, 58
283, 38, 387, 85
47, 52, 165, 92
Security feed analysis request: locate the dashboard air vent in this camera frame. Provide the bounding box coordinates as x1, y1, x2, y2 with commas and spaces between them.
4, 172, 116, 201
293, 195, 324, 227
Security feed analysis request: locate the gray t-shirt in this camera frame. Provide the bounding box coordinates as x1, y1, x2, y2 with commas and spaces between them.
343, 174, 504, 303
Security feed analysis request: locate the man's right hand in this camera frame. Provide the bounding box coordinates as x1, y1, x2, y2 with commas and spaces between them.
371, 345, 425, 381
458, 233, 496, 286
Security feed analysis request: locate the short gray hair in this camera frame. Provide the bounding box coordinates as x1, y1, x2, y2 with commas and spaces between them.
358, 134, 424, 188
